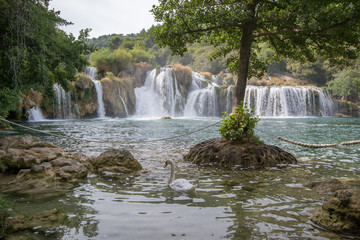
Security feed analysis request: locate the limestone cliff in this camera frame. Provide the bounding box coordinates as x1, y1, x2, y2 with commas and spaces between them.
101, 73, 135, 117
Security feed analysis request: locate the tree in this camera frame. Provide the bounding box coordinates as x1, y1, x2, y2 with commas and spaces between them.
109, 36, 122, 50
327, 69, 360, 101
151, 0, 360, 111
0, 0, 91, 117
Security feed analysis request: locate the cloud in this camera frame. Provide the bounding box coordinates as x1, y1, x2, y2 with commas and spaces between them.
50, 0, 158, 38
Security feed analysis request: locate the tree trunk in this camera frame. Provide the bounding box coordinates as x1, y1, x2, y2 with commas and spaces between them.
233, 26, 254, 112
232, 5, 256, 113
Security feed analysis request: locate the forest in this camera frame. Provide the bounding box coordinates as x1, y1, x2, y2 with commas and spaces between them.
87, 28, 360, 103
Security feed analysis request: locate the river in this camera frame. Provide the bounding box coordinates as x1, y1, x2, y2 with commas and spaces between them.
1, 117, 360, 239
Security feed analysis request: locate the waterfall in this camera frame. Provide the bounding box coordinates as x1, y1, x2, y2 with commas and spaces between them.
28, 106, 45, 121
242, 86, 335, 117
134, 68, 336, 118
85, 67, 106, 118
134, 68, 185, 117
118, 88, 128, 117
184, 72, 218, 117
53, 84, 73, 119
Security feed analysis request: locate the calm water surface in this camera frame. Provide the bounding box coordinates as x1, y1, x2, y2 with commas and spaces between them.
1, 117, 360, 239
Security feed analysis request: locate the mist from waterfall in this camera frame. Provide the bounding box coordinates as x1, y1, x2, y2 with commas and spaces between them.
85, 67, 106, 118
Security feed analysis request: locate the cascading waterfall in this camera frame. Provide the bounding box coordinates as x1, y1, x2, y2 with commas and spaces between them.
85, 67, 106, 118
28, 106, 45, 121
53, 84, 73, 119
118, 88, 128, 117
135, 68, 185, 117
243, 86, 336, 117
183, 72, 218, 117
134, 68, 336, 118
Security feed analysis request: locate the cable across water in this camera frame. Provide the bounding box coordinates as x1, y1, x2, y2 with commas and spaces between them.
0, 117, 359, 148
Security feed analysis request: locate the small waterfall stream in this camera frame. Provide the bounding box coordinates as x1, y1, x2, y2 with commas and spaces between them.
28, 106, 45, 121
85, 67, 106, 118
53, 84, 73, 119
118, 88, 128, 117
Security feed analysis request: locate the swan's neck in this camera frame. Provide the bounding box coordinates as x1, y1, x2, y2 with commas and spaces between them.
168, 161, 175, 184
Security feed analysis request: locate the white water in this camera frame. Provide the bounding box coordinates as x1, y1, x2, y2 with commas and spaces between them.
243, 86, 336, 117
85, 67, 106, 118
135, 68, 218, 117
135, 68, 185, 117
53, 84, 73, 119
28, 106, 45, 121
118, 88, 128, 117
184, 72, 218, 117
134, 68, 336, 118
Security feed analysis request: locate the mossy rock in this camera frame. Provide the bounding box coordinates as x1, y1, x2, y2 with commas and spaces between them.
311, 188, 360, 236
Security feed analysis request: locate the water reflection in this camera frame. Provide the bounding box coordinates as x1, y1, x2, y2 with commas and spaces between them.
1, 117, 359, 239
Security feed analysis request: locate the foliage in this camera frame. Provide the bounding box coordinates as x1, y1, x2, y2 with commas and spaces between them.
326, 69, 360, 101
0, 0, 91, 117
0, 88, 21, 118
286, 57, 334, 86
151, 0, 360, 106
219, 103, 259, 142
90, 48, 133, 77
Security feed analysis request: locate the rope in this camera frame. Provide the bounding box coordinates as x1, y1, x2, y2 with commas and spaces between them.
340, 140, 360, 146
277, 136, 338, 148
1, 117, 358, 148
0, 117, 222, 145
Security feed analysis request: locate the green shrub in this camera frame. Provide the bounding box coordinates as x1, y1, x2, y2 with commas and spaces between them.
219, 103, 259, 142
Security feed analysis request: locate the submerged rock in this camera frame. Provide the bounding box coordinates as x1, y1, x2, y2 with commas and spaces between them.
88, 148, 142, 176
184, 137, 297, 169
7, 209, 66, 234
304, 179, 349, 194
311, 188, 360, 236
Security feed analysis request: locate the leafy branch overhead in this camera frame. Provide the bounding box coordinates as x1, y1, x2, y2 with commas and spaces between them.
152, 0, 360, 107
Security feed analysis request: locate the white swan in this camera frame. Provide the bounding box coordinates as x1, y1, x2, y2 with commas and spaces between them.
164, 160, 196, 192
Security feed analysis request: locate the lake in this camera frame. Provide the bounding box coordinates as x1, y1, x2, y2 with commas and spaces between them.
1, 117, 360, 239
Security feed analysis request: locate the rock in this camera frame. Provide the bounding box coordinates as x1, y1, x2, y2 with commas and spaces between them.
184, 138, 297, 169
7, 209, 66, 234
311, 188, 360, 236
0, 135, 90, 196
89, 148, 142, 175
161, 116, 172, 119
304, 179, 349, 194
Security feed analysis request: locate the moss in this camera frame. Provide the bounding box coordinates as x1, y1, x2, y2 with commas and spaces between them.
173, 64, 193, 90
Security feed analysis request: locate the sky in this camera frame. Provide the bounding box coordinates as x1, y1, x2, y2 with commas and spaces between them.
49, 0, 159, 38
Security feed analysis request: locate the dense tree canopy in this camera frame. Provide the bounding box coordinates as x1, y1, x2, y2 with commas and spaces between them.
151, 0, 360, 109
0, 0, 91, 118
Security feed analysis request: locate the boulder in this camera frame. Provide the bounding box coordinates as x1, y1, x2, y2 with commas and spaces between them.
184, 138, 297, 169
88, 148, 142, 176
0, 135, 90, 196
311, 188, 360, 236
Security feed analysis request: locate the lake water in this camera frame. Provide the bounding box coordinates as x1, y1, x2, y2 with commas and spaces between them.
2, 117, 360, 239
